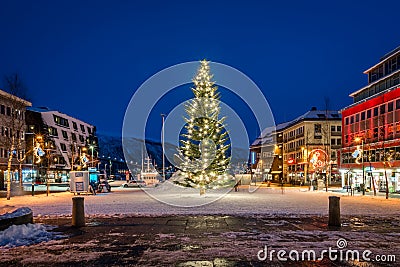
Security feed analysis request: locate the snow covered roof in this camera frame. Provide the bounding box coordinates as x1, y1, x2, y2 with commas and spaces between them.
288, 108, 341, 123
27, 106, 53, 112
251, 108, 341, 147
0, 89, 32, 106
250, 126, 276, 147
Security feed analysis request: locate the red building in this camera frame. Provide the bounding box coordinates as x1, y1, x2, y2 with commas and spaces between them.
340, 46, 400, 193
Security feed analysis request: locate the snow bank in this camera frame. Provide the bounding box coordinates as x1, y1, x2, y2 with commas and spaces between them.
0, 223, 64, 248
0, 207, 32, 220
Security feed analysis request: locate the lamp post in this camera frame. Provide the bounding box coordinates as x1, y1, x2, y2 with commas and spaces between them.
89, 145, 94, 167
161, 114, 166, 181
355, 137, 365, 195
25, 132, 35, 196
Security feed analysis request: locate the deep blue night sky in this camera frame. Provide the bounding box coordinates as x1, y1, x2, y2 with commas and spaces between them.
1, 0, 400, 141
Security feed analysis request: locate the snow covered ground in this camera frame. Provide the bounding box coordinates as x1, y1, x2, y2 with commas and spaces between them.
1, 187, 400, 266
2, 186, 400, 217
0, 224, 64, 248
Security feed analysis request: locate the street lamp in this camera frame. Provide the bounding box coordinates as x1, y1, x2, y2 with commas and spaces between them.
161, 113, 166, 181
89, 145, 94, 167
25, 132, 35, 196
355, 137, 365, 195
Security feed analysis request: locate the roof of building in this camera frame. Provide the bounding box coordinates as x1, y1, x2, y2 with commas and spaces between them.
363, 45, 400, 74
27, 106, 94, 127
0, 89, 32, 106
27, 106, 53, 112
250, 126, 275, 147
250, 107, 341, 147
288, 107, 341, 123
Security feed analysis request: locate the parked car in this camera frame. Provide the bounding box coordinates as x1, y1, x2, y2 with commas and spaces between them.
122, 180, 146, 188
108, 180, 127, 187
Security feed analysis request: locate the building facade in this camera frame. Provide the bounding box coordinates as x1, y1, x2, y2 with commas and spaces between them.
0, 89, 32, 188
281, 108, 341, 185
25, 107, 98, 184
340, 46, 400, 193
249, 126, 277, 183
250, 107, 342, 185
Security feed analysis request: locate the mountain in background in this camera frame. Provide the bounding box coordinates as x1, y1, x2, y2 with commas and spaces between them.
97, 134, 249, 174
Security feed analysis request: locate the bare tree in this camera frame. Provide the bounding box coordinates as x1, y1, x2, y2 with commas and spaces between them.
0, 74, 31, 200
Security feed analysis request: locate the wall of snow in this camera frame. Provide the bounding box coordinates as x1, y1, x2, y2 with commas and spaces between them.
0, 207, 33, 231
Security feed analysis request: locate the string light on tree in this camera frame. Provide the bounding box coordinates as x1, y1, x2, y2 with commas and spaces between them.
174, 60, 231, 191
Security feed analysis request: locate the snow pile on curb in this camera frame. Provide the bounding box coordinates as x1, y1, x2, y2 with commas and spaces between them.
0, 223, 64, 248
0, 207, 32, 220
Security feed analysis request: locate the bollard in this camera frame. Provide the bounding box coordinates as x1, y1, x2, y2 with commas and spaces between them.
328, 196, 341, 227
72, 197, 85, 227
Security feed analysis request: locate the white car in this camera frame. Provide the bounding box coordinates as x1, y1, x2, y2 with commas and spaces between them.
122, 180, 146, 188
107, 180, 127, 187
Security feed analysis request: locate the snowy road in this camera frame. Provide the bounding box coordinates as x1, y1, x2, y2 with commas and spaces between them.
3, 186, 400, 217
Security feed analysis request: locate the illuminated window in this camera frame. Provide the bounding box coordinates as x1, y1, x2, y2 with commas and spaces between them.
60, 143, 67, 152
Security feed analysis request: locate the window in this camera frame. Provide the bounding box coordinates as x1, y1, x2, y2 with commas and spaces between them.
314, 124, 322, 133
80, 124, 85, 133
72, 122, 78, 130
48, 127, 58, 136
6, 107, 11, 116
60, 143, 67, 152
350, 116, 354, 124
373, 107, 379, 117
71, 133, 77, 141
355, 114, 359, 122
79, 135, 85, 143
380, 104, 386, 115
345, 117, 349, 125
337, 138, 341, 145
87, 127, 91, 134
62, 130, 68, 140
361, 112, 365, 120
337, 126, 341, 132
0, 105, 4, 114
388, 102, 394, 112
396, 99, 400, 110
331, 139, 336, 145
53, 115, 69, 127
331, 126, 336, 132
373, 128, 378, 138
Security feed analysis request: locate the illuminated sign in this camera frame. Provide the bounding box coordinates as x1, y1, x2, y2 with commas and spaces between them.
251, 152, 256, 164
308, 149, 328, 169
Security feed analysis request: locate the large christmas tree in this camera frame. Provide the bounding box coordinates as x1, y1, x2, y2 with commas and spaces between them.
175, 60, 231, 189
